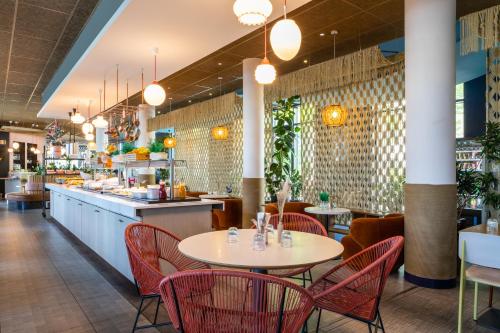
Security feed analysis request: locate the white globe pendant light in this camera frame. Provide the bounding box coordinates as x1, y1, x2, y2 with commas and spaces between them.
85, 133, 94, 141
92, 115, 108, 128
255, 57, 276, 84
70, 107, 85, 124
233, 0, 272, 26
270, 1, 301, 61
82, 101, 94, 134
144, 82, 166, 106
255, 22, 276, 85
144, 48, 166, 106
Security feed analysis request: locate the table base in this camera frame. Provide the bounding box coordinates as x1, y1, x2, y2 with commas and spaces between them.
477, 308, 500, 332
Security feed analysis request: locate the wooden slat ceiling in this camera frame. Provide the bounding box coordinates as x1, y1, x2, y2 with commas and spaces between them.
0, 0, 99, 127
127, 0, 498, 114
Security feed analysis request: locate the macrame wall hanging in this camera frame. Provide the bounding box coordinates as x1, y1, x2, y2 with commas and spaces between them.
460, 5, 500, 55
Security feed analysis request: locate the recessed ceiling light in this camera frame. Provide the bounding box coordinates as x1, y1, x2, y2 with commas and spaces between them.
168, 97, 173, 100
157, 111, 161, 114
218, 62, 222, 66
303, 59, 308, 64
167, 87, 171, 90
320, 33, 325, 37
209, 93, 213, 96
218, 77, 223, 80
188, 100, 192, 103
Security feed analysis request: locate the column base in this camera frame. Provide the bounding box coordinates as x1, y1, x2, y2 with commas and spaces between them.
404, 271, 456, 289
241, 177, 265, 228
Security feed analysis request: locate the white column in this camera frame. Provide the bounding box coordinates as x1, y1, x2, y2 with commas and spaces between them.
404, 0, 457, 288
137, 104, 155, 147
406, 0, 456, 184
243, 58, 265, 178
242, 58, 265, 227
95, 128, 107, 153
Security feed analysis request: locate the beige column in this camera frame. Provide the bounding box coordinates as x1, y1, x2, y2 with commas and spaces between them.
242, 58, 265, 228
404, 0, 457, 288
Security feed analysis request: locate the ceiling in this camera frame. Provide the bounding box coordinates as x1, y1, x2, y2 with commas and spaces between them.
37, 0, 311, 119
147, 0, 500, 113
0, 0, 99, 127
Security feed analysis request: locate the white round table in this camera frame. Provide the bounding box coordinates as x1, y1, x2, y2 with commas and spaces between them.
178, 229, 344, 274
304, 207, 351, 231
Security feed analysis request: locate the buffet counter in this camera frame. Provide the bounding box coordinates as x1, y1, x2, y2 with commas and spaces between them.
46, 183, 222, 281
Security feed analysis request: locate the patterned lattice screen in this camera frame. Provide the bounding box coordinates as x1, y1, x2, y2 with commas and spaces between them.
487, 47, 500, 123
265, 62, 406, 213
149, 93, 243, 195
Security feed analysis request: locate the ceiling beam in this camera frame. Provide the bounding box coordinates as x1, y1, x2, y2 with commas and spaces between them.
1, 0, 18, 121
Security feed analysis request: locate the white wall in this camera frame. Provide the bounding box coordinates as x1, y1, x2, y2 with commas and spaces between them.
8, 132, 45, 171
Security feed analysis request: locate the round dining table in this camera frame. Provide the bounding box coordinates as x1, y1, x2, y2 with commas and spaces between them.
178, 229, 344, 274
304, 206, 351, 231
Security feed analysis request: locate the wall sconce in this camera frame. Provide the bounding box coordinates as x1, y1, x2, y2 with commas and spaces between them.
321, 104, 348, 127
211, 126, 229, 140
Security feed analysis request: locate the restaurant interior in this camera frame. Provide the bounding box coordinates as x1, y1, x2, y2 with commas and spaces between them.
0, 0, 499, 332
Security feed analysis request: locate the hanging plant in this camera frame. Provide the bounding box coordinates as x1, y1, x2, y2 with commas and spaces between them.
265, 95, 302, 200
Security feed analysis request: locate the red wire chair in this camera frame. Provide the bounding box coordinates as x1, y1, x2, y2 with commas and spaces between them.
259, 213, 328, 286
307, 236, 404, 333
125, 223, 209, 332
159, 269, 315, 333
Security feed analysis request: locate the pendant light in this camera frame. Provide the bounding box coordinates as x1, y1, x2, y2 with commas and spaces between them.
321, 30, 348, 127
233, 0, 272, 26
71, 106, 85, 124
12, 142, 19, 150
270, 0, 301, 61
82, 101, 94, 134
255, 22, 277, 84
163, 137, 177, 149
211, 77, 229, 140
92, 88, 109, 128
85, 133, 94, 141
144, 48, 166, 106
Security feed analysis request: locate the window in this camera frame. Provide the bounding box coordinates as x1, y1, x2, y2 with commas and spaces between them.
456, 83, 464, 138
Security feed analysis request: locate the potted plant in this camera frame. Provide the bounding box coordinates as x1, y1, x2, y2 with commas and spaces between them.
46, 120, 64, 158
149, 140, 167, 160
265, 96, 302, 201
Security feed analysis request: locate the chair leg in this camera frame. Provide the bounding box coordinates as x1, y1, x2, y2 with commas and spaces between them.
308, 270, 313, 283
457, 241, 466, 333
367, 323, 373, 333
132, 296, 145, 333
473, 282, 478, 321
302, 272, 306, 287
377, 309, 386, 333
153, 295, 161, 325
316, 309, 322, 332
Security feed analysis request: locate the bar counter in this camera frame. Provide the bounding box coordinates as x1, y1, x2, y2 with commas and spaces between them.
46, 183, 222, 281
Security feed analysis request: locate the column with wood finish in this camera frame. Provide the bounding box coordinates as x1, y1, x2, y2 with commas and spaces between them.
404, 0, 457, 288
241, 58, 265, 228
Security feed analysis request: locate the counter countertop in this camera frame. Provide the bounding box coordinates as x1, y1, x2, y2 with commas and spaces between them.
46, 183, 223, 219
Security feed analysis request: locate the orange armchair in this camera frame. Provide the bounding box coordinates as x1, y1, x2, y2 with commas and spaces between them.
341, 214, 404, 270
186, 191, 208, 198
212, 198, 242, 230
265, 202, 315, 217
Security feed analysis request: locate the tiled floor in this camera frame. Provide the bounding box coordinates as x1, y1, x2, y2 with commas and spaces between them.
0, 205, 498, 332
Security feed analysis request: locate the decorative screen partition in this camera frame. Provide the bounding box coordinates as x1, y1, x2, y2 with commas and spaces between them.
149, 93, 243, 195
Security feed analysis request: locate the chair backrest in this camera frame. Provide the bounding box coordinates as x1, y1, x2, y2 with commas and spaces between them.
25, 182, 43, 193
265, 202, 315, 217
159, 269, 314, 333
350, 215, 404, 248
186, 191, 208, 198
269, 213, 327, 236
125, 223, 208, 296
313, 236, 404, 321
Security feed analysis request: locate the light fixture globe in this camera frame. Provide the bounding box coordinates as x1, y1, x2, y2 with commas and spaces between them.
71, 111, 85, 124
85, 133, 95, 141
12, 142, 19, 150
321, 104, 348, 127
255, 57, 276, 84
144, 81, 166, 106
92, 115, 108, 128
7, 148, 13, 153
163, 137, 177, 149
82, 122, 94, 134
211, 126, 229, 140
34, 149, 41, 154
233, 0, 272, 26
270, 19, 302, 61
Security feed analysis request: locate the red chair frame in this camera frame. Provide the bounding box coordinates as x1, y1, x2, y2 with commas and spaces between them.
159, 269, 315, 333
307, 236, 404, 333
125, 223, 209, 332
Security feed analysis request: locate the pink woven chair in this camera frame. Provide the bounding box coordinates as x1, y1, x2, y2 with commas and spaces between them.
125, 223, 209, 332
159, 269, 315, 333
307, 236, 404, 333
256, 213, 328, 286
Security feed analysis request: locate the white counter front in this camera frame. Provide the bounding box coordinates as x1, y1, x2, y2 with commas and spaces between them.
46, 184, 222, 281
